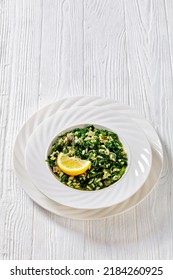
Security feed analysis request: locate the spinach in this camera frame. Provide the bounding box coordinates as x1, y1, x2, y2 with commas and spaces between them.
47, 126, 128, 191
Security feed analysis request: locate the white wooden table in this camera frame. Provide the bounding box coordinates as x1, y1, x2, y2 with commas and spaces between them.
0, 0, 173, 260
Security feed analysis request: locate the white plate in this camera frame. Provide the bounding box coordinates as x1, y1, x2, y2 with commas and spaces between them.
13, 96, 163, 219
25, 106, 152, 209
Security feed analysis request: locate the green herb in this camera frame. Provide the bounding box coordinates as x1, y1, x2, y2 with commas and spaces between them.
47, 126, 128, 191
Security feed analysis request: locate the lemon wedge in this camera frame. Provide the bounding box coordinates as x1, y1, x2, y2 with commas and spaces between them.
57, 153, 91, 176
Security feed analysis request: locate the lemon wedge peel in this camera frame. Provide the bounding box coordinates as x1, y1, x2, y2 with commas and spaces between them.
57, 153, 91, 176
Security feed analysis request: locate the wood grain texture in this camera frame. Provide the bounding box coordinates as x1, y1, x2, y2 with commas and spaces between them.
0, 0, 173, 260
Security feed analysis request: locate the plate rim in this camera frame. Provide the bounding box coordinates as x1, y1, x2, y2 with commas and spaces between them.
13, 96, 163, 219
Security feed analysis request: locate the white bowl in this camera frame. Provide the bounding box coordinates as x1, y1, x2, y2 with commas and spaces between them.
25, 106, 152, 209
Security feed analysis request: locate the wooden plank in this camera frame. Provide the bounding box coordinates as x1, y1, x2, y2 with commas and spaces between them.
38, 0, 84, 106
0, 0, 43, 259
83, 0, 129, 102
124, 0, 173, 259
